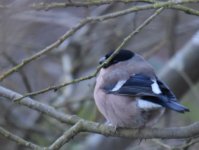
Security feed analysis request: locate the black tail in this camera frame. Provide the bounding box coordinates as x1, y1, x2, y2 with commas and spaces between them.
166, 101, 189, 113
141, 95, 190, 113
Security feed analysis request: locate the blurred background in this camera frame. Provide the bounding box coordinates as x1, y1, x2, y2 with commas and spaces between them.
0, 0, 199, 150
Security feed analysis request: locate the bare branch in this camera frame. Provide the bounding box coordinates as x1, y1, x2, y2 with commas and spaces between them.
0, 126, 44, 150
0, 1, 199, 149
103, 7, 164, 70
14, 73, 96, 102
49, 121, 83, 150
180, 138, 199, 149
172, 5, 199, 16
31, 0, 199, 10
2, 52, 32, 93
152, 139, 172, 150
1, 85, 199, 141
32, 0, 153, 10
0, 0, 199, 82
32, 0, 199, 17
14, 7, 164, 102
0, 18, 89, 82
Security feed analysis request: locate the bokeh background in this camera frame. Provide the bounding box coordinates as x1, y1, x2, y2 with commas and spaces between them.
0, 0, 199, 150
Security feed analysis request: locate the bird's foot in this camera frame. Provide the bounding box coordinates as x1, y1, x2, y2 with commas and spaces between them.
105, 121, 118, 133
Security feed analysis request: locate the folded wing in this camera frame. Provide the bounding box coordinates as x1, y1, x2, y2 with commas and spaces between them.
105, 74, 189, 113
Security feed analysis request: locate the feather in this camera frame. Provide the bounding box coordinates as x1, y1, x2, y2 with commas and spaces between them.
151, 80, 162, 94
108, 74, 155, 96
111, 80, 126, 92
107, 74, 189, 113
137, 99, 162, 110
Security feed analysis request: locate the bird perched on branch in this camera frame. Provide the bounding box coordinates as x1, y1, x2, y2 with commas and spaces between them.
94, 49, 189, 128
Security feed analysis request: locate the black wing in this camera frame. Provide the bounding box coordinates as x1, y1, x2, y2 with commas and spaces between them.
106, 74, 156, 97
140, 79, 189, 113
105, 74, 189, 113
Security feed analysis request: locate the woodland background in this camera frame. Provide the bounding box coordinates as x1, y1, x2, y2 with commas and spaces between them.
0, 0, 199, 150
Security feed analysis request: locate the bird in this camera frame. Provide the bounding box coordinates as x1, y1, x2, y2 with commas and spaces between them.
94, 49, 189, 128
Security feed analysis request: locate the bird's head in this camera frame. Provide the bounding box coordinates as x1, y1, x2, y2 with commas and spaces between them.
99, 49, 134, 68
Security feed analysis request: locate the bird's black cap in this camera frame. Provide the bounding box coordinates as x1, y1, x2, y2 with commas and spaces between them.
99, 49, 134, 68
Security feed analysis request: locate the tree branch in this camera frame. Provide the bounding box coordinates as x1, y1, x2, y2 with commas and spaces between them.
1, 31, 199, 149
180, 138, 199, 149
0, 0, 199, 82
49, 121, 83, 150
32, 0, 153, 10
13, 7, 164, 102
0, 18, 89, 82
31, 0, 199, 10
171, 5, 199, 16
1, 85, 199, 141
0, 126, 44, 150
32, 0, 199, 16
2, 52, 32, 93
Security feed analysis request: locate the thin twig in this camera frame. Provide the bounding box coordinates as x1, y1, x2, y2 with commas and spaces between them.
1, 85, 199, 140
49, 121, 83, 150
0, 18, 89, 82
180, 138, 199, 149
2, 52, 32, 93
0, 0, 199, 82
14, 7, 164, 102
0, 126, 45, 150
103, 7, 164, 68
14, 73, 96, 102
171, 5, 199, 16
32, 0, 154, 10
152, 139, 172, 150
32, 0, 199, 16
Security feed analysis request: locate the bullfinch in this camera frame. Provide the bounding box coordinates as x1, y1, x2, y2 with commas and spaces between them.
94, 49, 189, 128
